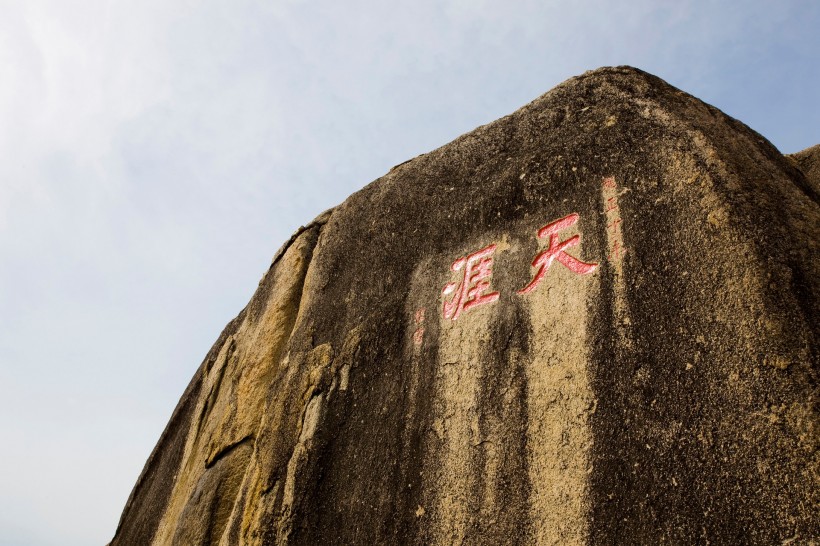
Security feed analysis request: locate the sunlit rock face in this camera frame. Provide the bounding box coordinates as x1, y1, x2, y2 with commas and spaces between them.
110, 66, 818, 546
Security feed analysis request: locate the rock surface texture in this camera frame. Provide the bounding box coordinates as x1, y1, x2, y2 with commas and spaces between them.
111, 67, 818, 545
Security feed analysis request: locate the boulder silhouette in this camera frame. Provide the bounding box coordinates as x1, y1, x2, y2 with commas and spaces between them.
110, 66, 818, 545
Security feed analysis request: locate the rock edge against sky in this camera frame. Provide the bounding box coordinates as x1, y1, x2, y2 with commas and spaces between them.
111, 66, 818, 545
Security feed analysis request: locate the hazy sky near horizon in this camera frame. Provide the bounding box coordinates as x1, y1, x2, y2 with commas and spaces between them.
0, 1, 818, 544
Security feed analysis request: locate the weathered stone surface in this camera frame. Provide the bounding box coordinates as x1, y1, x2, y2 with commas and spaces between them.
111, 67, 818, 545
790, 144, 820, 198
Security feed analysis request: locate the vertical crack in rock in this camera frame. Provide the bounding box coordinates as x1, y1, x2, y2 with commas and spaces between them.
270, 343, 334, 544
216, 221, 343, 546
277, 385, 326, 541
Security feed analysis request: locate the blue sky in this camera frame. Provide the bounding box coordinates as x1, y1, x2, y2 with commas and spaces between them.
0, 1, 817, 544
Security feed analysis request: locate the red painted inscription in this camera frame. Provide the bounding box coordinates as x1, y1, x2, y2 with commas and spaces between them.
518, 213, 598, 294
442, 244, 501, 320
602, 176, 627, 261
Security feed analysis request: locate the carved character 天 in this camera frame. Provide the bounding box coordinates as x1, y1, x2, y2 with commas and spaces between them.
518, 213, 598, 294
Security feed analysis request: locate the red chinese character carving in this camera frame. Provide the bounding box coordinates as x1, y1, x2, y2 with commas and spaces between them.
602, 176, 617, 189
518, 213, 598, 295
609, 239, 627, 260
442, 244, 500, 320
605, 196, 619, 212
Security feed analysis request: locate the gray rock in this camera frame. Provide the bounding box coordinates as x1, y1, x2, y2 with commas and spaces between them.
111, 66, 818, 545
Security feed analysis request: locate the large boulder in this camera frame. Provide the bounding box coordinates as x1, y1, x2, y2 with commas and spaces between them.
111, 66, 818, 545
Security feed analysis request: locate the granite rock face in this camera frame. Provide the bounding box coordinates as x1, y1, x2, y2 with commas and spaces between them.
790, 144, 820, 197
111, 67, 818, 545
